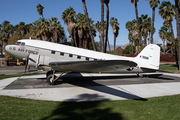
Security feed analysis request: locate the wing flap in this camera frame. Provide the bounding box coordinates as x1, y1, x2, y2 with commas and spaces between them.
49, 60, 137, 73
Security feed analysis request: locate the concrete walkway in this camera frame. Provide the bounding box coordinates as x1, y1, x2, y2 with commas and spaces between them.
0, 73, 180, 102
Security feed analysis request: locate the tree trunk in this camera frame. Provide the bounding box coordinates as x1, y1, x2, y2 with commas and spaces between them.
73, 30, 77, 47
175, 0, 180, 70
131, 42, 133, 54
0, 40, 3, 55
55, 32, 57, 43
82, 0, 96, 51
151, 7, 155, 44
170, 21, 179, 69
101, 0, 104, 52
170, 22, 175, 50
163, 41, 165, 54
143, 36, 147, 46
114, 34, 116, 54
129, 41, 131, 54
108, 39, 111, 52
104, 3, 109, 53
42, 35, 48, 41
85, 37, 88, 49
135, 2, 140, 53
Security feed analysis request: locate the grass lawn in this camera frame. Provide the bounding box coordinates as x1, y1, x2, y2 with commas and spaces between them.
0, 95, 180, 120
0, 67, 180, 119
159, 65, 180, 74
159, 65, 178, 71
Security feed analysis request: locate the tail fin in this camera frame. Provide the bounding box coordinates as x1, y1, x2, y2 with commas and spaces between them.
135, 44, 160, 70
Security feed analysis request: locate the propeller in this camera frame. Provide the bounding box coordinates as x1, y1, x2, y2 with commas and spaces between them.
25, 55, 29, 73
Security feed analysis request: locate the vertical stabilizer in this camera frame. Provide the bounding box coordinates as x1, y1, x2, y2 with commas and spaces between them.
135, 44, 160, 70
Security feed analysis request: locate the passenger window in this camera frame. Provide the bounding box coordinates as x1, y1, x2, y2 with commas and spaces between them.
69, 54, 73, 57
86, 57, 89, 61
21, 42, 25, 46
94, 59, 97, 61
51, 51, 55, 54
77, 56, 81, 59
60, 52, 64, 56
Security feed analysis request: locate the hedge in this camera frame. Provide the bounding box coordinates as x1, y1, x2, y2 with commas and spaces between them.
124, 54, 175, 62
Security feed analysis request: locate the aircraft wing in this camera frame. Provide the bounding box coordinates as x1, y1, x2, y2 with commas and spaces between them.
49, 60, 137, 73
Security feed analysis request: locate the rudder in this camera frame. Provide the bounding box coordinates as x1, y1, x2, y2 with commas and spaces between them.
135, 44, 160, 70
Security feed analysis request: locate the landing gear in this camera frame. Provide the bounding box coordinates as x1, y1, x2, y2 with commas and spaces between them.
137, 73, 143, 78
46, 70, 65, 85
46, 70, 53, 78
47, 75, 57, 85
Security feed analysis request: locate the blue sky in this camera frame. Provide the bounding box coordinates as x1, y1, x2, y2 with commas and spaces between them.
0, 0, 177, 46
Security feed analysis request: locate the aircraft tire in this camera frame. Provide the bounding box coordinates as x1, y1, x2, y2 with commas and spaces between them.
47, 75, 57, 85
46, 71, 53, 78
137, 73, 143, 78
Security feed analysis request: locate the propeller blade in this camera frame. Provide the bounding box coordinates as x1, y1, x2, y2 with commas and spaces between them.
25, 55, 29, 73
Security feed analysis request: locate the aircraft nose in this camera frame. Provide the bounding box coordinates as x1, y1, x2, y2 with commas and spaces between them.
5, 45, 11, 52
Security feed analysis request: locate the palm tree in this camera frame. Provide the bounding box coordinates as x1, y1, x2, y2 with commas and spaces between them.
95, 21, 103, 50
128, 31, 135, 54
166, 31, 173, 53
95, 21, 101, 40
95, 21, 110, 51
0, 20, 13, 54
75, 13, 86, 48
82, 0, 97, 51
39, 18, 50, 41
49, 17, 63, 43
0, 25, 3, 55
129, 19, 141, 53
62, 7, 77, 47
131, 0, 141, 53
36, 3, 44, 18
25, 23, 33, 34
159, 1, 175, 54
174, 0, 180, 70
104, 0, 110, 53
126, 21, 133, 54
31, 20, 41, 39
18, 22, 26, 36
140, 14, 151, 46
100, 0, 105, 52
159, 26, 167, 54
148, 0, 160, 44
110, 17, 120, 54
31, 18, 50, 41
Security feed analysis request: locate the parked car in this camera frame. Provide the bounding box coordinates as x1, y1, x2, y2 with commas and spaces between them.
6, 58, 24, 66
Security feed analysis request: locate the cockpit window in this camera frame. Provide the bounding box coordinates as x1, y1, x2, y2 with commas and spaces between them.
15, 42, 21, 45
21, 42, 25, 46
15, 42, 25, 46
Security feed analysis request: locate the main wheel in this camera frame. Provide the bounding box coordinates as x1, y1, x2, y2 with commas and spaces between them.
47, 75, 57, 85
46, 71, 53, 78
137, 73, 143, 78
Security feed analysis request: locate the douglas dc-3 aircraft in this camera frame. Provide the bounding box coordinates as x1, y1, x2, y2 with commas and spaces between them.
5, 39, 160, 85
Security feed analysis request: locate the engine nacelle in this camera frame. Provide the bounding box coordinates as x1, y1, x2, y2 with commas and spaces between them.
28, 54, 57, 68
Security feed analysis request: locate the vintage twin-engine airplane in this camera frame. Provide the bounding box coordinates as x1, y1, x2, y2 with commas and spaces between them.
5, 39, 160, 85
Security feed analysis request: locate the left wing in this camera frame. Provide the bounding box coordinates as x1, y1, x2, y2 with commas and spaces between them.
49, 60, 137, 73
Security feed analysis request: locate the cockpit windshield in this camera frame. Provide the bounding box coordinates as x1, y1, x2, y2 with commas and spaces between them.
15, 42, 21, 45
15, 42, 25, 46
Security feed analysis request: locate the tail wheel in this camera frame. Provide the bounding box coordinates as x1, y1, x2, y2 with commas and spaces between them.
47, 75, 57, 85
